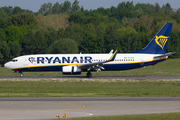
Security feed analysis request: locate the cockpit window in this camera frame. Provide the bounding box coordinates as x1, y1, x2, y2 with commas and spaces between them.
11, 59, 18, 62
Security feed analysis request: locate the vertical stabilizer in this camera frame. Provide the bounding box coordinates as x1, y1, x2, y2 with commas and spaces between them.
133, 23, 173, 54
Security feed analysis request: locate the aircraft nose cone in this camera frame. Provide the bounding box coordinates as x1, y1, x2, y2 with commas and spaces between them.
4, 62, 10, 69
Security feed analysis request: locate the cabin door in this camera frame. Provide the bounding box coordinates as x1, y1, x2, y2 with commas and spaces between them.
23, 58, 28, 66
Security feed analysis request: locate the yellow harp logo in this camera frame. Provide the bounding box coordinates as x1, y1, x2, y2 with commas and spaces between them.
155, 35, 169, 50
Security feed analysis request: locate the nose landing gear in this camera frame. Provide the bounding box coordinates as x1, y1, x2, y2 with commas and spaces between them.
14, 71, 24, 77
20, 72, 24, 77
20, 73, 24, 77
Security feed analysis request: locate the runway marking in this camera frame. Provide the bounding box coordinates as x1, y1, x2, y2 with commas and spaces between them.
81, 103, 180, 110
0, 101, 86, 114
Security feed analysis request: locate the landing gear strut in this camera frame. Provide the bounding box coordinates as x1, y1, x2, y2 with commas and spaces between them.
86, 71, 92, 77
20, 72, 24, 77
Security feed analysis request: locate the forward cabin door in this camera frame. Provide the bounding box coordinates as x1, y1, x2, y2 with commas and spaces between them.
23, 57, 28, 66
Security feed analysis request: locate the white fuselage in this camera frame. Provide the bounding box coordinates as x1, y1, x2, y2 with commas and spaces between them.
4, 53, 167, 72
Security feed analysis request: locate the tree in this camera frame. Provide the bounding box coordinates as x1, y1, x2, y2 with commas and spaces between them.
134, 3, 155, 15
36, 14, 69, 30
8, 13, 37, 26
177, 8, 180, 15
110, 6, 116, 15
25, 9, 33, 14
52, 2, 60, 14
48, 38, 78, 54
22, 30, 48, 55
80, 6, 84, 12
79, 31, 101, 53
45, 26, 58, 46
21, 26, 59, 55
68, 12, 87, 24
154, 2, 160, 12
57, 28, 65, 38
38, 2, 53, 15
0, 8, 7, 21
71, 0, 80, 13
0, 28, 6, 42
8, 42, 22, 59
122, 17, 128, 27
0, 41, 10, 65
111, 1, 135, 20
5, 25, 34, 43
116, 27, 137, 36
12, 6, 22, 15
167, 31, 180, 58
165, 3, 172, 15
2, 6, 13, 16
87, 13, 108, 25
61, 0, 71, 13
0, 8, 7, 28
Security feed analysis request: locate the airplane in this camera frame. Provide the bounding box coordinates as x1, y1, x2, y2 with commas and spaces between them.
4, 23, 175, 77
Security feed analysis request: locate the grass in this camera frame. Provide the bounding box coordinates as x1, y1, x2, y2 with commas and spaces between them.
1, 59, 180, 76
0, 79, 180, 97
61, 113, 180, 120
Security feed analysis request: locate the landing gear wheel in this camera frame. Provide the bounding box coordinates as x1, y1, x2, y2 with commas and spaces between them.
86, 72, 92, 77
20, 73, 24, 77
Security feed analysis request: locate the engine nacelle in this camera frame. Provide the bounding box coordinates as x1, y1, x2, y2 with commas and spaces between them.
62, 66, 81, 75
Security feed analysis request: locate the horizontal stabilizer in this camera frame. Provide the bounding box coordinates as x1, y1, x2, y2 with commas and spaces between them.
154, 52, 176, 58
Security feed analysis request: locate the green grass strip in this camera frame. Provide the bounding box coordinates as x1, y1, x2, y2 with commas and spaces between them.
0, 79, 180, 97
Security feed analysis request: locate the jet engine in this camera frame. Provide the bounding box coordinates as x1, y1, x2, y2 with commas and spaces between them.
62, 66, 81, 75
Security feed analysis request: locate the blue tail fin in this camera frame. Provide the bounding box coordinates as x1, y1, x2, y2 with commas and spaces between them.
133, 23, 173, 54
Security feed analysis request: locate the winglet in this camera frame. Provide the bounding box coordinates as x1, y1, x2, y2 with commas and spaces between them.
108, 50, 118, 61
109, 49, 114, 54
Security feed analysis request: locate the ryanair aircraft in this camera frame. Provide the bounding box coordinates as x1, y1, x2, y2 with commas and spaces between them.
4, 23, 175, 77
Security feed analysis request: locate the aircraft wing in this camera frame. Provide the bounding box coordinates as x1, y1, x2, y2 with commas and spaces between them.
154, 52, 176, 59
78, 50, 118, 71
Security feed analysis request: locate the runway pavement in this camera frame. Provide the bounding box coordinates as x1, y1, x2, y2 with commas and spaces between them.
0, 75, 180, 80
0, 97, 180, 120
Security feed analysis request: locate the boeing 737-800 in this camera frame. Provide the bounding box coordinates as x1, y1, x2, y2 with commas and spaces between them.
4, 23, 175, 77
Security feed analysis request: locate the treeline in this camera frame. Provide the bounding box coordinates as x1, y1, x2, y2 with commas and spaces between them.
0, 0, 180, 65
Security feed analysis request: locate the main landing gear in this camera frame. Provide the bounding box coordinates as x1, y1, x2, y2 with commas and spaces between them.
86, 71, 92, 77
